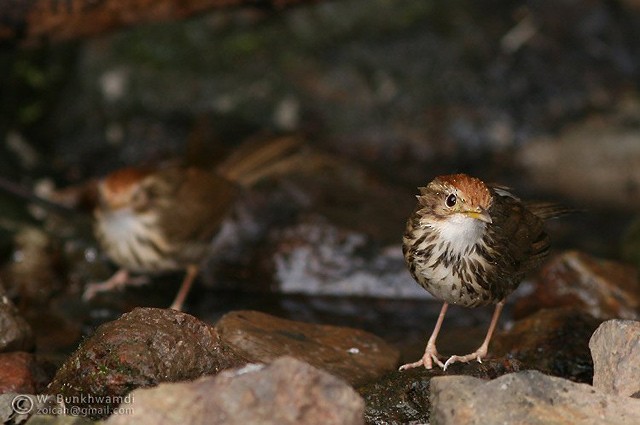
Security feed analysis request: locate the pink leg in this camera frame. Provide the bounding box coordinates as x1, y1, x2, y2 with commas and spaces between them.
82, 269, 150, 301
399, 303, 449, 370
169, 264, 199, 311
443, 300, 505, 370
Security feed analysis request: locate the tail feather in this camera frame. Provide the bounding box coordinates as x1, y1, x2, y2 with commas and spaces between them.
526, 202, 577, 220
215, 135, 304, 188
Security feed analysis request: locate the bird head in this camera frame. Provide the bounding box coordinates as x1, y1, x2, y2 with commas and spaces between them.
97, 167, 154, 212
417, 174, 493, 225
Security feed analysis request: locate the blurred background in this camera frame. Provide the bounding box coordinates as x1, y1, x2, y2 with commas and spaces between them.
0, 0, 639, 363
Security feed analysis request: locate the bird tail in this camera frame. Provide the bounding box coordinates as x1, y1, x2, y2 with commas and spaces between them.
215, 134, 309, 188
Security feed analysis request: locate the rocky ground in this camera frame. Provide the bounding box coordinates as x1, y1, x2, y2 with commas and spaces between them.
1, 250, 640, 424
0, 0, 640, 424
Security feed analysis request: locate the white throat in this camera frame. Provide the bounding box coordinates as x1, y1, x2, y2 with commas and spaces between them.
429, 214, 486, 254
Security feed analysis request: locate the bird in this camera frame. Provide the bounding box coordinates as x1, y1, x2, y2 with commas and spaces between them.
399, 173, 568, 370
82, 135, 303, 311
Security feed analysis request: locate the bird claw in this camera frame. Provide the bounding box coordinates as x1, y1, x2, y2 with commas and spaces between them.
82, 269, 150, 301
399, 345, 444, 370
443, 351, 485, 370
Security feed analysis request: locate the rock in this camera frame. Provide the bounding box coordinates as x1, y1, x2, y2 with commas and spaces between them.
513, 251, 640, 321
590, 319, 640, 397
429, 370, 640, 425
492, 308, 602, 383
46, 307, 247, 419
0, 287, 34, 352
214, 310, 399, 387
0, 352, 48, 394
106, 356, 364, 425
517, 113, 640, 209
45, 308, 396, 419
265, 214, 423, 299
359, 359, 523, 425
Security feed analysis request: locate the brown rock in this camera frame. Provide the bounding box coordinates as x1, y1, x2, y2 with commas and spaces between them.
46, 307, 247, 419
45, 308, 396, 419
106, 356, 364, 425
513, 251, 640, 320
0, 288, 34, 352
0, 352, 39, 394
359, 359, 523, 425
430, 370, 640, 425
214, 310, 400, 387
492, 308, 602, 383
590, 319, 640, 397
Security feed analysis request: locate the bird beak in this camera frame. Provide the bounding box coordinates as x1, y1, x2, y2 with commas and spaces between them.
464, 207, 492, 224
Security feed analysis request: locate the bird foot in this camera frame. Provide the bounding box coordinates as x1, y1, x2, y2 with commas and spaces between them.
399, 345, 444, 370
82, 269, 150, 301
443, 348, 487, 370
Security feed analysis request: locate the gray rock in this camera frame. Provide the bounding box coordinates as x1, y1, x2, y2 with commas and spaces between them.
430, 370, 640, 425
359, 359, 523, 425
0, 287, 34, 352
590, 320, 640, 397
106, 356, 364, 425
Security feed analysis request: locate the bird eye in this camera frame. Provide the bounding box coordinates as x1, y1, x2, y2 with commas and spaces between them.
445, 193, 457, 207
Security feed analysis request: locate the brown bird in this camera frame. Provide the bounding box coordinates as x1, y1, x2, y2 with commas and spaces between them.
83, 136, 302, 311
400, 173, 567, 370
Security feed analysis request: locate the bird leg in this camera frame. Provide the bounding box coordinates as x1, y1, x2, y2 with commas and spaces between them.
82, 269, 150, 301
443, 300, 505, 370
399, 303, 449, 370
169, 264, 199, 311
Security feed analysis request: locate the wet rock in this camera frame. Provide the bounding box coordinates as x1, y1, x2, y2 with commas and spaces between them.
46, 308, 247, 419
517, 112, 640, 209
106, 356, 364, 425
430, 370, 640, 425
359, 359, 523, 425
214, 310, 399, 387
513, 251, 640, 321
45, 308, 396, 419
590, 319, 640, 397
265, 214, 422, 299
492, 308, 602, 383
0, 352, 48, 394
235, 162, 422, 299
0, 287, 34, 352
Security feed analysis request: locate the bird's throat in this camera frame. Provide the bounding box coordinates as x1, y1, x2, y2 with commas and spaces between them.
430, 214, 486, 256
